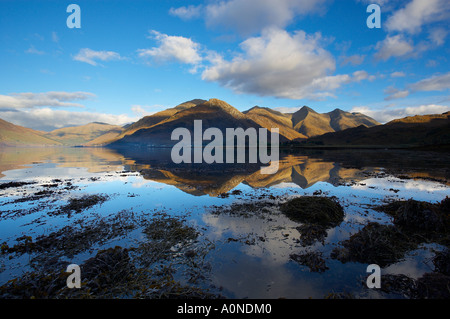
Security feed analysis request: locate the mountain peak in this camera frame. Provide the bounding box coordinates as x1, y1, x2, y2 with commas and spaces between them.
298, 106, 315, 113
243, 105, 262, 113
201, 98, 245, 119
329, 108, 346, 115
174, 99, 207, 111
292, 106, 316, 121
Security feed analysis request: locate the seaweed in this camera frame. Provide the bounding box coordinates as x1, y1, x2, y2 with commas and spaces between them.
280, 196, 344, 228
295, 224, 328, 247
0, 213, 219, 299
376, 197, 450, 245
134, 213, 200, 267
433, 249, 450, 276
331, 222, 417, 267
1, 210, 137, 258
381, 272, 450, 299
53, 194, 109, 216
0, 246, 221, 299
290, 251, 329, 273
0, 181, 36, 190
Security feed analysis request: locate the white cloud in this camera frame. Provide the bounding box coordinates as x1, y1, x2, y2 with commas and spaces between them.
138, 30, 202, 67
271, 106, 302, 114
391, 71, 406, 78
181, 0, 327, 35
202, 28, 371, 100
51, 31, 59, 43
353, 70, 375, 82
339, 54, 365, 66
426, 60, 439, 67
350, 104, 450, 123
409, 72, 450, 92
385, 0, 450, 34
73, 48, 124, 66
169, 5, 202, 20
0, 91, 137, 131
382, 72, 450, 100
384, 87, 410, 100
428, 28, 448, 46
131, 104, 165, 117
0, 91, 95, 110
25, 45, 45, 55
374, 34, 414, 61
0, 108, 137, 131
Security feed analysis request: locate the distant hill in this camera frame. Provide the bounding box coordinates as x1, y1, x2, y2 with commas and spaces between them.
109, 98, 269, 147
303, 112, 450, 148
289, 106, 379, 137
89, 99, 207, 146
45, 122, 124, 146
0, 98, 382, 147
243, 106, 307, 140
0, 118, 61, 146
107, 99, 379, 147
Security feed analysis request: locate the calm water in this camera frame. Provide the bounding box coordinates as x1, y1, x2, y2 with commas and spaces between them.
0, 147, 449, 298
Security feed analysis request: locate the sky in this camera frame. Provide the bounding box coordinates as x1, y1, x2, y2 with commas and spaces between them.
0, 0, 449, 131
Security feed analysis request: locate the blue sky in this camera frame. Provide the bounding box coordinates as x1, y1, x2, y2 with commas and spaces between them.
0, 0, 449, 131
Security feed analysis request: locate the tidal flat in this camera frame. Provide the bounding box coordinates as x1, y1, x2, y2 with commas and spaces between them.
0, 147, 449, 299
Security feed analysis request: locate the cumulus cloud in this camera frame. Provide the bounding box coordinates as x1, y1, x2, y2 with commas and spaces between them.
385, 0, 450, 34
350, 104, 450, 123
0, 91, 95, 109
384, 87, 410, 100
410, 72, 450, 92
202, 28, 371, 100
170, 0, 326, 35
339, 54, 365, 66
374, 1, 449, 62
428, 28, 448, 46
391, 71, 406, 78
374, 34, 414, 61
137, 30, 202, 68
0, 108, 137, 131
383, 72, 450, 100
169, 5, 202, 20
73, 48, 124, 66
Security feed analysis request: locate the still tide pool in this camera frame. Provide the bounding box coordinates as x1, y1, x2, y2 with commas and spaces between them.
0, 147, 449, 298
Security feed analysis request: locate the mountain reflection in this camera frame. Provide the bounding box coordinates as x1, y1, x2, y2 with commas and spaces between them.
116, 148, 449, 196
1, 147, 448, 196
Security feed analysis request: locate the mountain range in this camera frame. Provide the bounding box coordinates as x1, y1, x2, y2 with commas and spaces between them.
1, 98, 448, 149
0, 119, 124, 147
303, 111, 450, 148
105, 98, 380, 147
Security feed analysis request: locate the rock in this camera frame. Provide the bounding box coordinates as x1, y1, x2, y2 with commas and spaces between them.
331, 222, 416, 267
280, 196, 345, 228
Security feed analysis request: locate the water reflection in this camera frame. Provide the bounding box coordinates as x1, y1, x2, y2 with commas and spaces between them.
0, 147, 449, 298
1, 147, 448, 196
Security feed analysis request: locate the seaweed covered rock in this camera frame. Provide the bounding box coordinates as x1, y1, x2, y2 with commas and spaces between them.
0, 264, 70, 299
380, 198, 450, 233
331, 222, 416, 267
82, 246, 135, 293
433, 249, 450, 276
295, 224, 328, 247
281, 196, 345, 227
415, 272, 450, 299
393, 200, 442, 231
290, 251, 329, 273
380, 274, 418, 297
54, 194, 109, 216
381, 272, 450, 299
